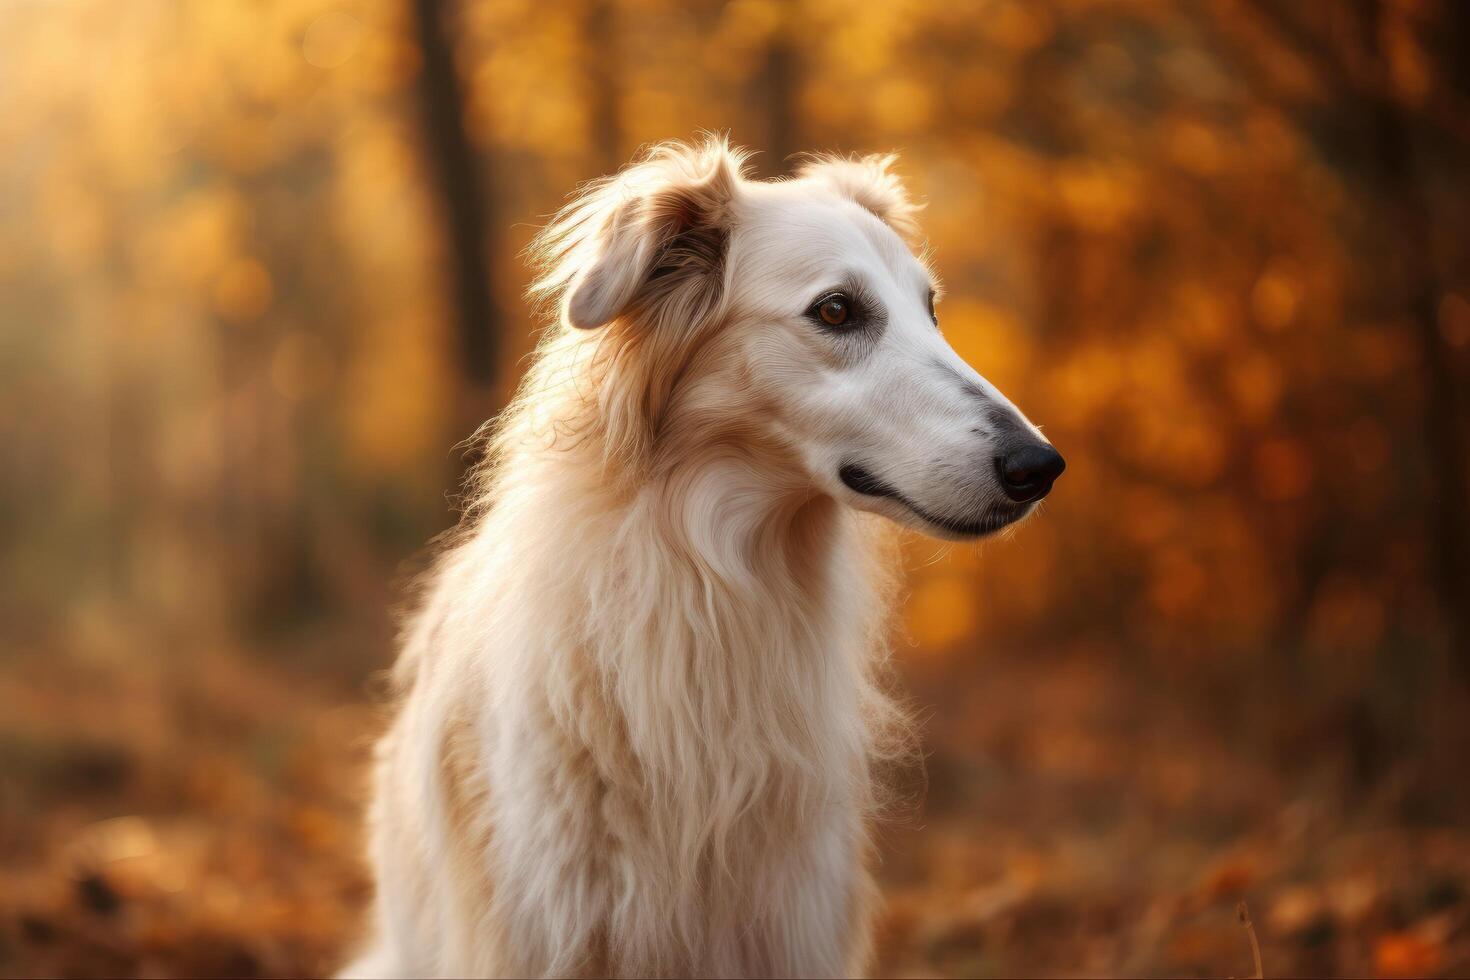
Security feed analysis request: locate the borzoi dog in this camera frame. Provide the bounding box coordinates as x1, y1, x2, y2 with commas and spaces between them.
346, 137, 1063, 979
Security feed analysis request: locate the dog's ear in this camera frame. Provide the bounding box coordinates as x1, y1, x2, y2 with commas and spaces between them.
556, 140, 743, 331
798, 153, 922, 241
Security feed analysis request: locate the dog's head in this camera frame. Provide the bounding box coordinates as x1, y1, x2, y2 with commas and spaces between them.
532, 137, 1063, 540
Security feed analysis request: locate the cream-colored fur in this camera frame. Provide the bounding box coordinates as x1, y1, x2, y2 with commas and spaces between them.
345, 137, 1057, 979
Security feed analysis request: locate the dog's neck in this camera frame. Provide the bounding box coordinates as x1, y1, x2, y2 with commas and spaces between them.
455, 394, 899, 890
644, 449, 845, 602
475, 359, 891, 673
521, 424, 877, 675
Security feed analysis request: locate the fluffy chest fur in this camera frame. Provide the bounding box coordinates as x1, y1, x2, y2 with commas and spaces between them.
358, 440, 899, 978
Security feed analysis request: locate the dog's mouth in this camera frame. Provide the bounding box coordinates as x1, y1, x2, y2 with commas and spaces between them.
838, 463, 1028, 539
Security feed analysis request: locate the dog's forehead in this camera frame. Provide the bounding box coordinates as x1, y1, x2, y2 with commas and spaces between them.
734, 182, 923, 291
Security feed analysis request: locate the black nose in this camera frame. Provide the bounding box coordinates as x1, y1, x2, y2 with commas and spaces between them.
996, 444, 1066, 503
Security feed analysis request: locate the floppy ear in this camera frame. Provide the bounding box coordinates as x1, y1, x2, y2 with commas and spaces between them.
559, 141, 743, 331
798, 153, 923, 240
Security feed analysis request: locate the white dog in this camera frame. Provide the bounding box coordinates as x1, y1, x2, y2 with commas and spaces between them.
345, 137, 1063, 979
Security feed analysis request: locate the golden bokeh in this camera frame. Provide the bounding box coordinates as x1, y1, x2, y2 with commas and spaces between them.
2, 1, 1468, 977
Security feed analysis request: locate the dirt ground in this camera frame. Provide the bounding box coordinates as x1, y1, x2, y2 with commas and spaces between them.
3, 636, 1468, 979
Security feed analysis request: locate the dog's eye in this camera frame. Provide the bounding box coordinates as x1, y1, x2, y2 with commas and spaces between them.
814, 294, 851, 327
927, 291, 938, 324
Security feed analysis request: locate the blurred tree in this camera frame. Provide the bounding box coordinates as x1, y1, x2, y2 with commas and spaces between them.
583, 0, 624, 177
1219, 0, 1470, 682
758, 7, 799, 177
410, 0, 500, 457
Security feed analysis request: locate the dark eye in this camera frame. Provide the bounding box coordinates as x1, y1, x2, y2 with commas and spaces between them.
927, 292, 938, 324
814, 294, 851, 327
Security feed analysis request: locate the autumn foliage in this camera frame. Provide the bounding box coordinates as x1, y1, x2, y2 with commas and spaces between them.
2, 1, 1469, 977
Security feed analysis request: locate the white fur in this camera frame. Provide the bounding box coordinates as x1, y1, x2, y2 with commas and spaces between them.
345, 138, 1055, 978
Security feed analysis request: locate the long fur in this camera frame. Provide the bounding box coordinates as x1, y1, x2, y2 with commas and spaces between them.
347, 139, 921, 979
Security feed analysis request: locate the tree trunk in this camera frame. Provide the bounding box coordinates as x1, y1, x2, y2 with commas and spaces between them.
584, 0, 623, 177
1355, 2, 1470, 680
758, 14, 799, 177
410, 0, 499, 477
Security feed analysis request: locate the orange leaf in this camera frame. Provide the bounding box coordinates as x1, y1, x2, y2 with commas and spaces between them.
1374, 932, 1442, 978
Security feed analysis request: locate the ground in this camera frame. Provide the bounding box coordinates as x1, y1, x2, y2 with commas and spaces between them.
2, 635, 1467, 979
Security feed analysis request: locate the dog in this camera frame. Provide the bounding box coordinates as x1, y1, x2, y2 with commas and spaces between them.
344, 136, 1063, 979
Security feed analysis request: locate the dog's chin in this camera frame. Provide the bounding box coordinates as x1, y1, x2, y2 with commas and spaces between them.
836, 463, 1033, 541
884, 497, 1032, 541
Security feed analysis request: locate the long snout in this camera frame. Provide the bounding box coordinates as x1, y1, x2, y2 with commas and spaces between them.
931, 348, 1066, 504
